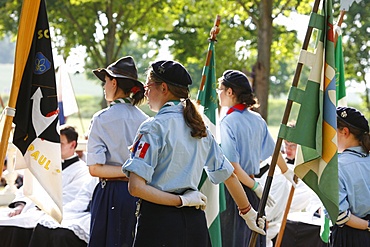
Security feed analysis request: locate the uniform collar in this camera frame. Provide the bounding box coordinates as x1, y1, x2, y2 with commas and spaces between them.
226, 103, 247, 115
110, 98, 131, 106
342, 146, 368, 157
62, 155, 79, 170
160, 100, 181, 110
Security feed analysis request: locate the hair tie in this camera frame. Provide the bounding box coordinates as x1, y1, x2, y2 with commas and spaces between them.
131, 86, 141, 94
181, 98, 190, 103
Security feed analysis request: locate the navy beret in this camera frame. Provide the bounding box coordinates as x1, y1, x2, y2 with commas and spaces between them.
221, 70, 252, 94
151, 60, 192, 88
337, 106, 369, 133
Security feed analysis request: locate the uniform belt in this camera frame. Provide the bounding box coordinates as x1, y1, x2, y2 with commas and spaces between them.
99, 177, 129, 182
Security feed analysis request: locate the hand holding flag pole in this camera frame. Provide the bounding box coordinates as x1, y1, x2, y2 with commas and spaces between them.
248, 0, 322, 246
197, 15, 220, 99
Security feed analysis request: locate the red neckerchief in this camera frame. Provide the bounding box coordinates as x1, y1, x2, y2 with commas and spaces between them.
226, 103, 247, 115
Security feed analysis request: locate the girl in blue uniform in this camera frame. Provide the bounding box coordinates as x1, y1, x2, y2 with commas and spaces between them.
86, 56, 148, 247
217, 70, 296, 247
122, 60, 266, 247
331, 107, 370, 246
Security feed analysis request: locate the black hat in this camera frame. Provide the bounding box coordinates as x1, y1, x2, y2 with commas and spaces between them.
93, 56, 141, 84
337, 106, 369, 133
151, 60, 192, 88
221, 70, 252, 93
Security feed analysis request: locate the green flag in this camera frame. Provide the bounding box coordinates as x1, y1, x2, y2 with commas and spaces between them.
278, 0, 339, 240
197, 40, 226, 247
335, 27, 347, 106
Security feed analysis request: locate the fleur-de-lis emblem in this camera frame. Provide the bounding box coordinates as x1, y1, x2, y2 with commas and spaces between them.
35, 58, 47, 73
33, 52, 51, 75
341, 111, 347, 118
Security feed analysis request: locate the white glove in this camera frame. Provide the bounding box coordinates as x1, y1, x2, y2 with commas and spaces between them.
179, 190, 207, 210
240, 207, 266, 235
283, 168, 297, 188
253, 182, 276, 207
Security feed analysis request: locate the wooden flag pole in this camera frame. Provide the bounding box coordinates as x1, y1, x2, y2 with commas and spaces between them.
274, 9, 347, 246
334, 10, 346, 47
275, 177, 297, 247
197, 14, 220, 99
0, 95, 4, 109
248, 0, 322, 246
0, 0, 41, 178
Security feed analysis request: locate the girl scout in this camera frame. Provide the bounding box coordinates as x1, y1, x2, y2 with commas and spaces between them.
87, 56, 148, 247
122, 60, 265, 247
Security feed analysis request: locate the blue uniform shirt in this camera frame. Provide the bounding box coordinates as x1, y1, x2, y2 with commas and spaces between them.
220, 107, 275, 175
122, 102, 234, 194
87, 100, 148, 167
338, 146, 370, 218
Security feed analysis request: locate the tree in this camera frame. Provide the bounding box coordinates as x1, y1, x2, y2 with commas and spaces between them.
335, 1, 370, 113
0, 0, 328, 120
155, 0, 311, 120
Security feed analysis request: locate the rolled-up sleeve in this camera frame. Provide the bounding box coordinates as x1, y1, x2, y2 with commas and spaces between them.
204, 133, 234, 184
122, 124, 160, 183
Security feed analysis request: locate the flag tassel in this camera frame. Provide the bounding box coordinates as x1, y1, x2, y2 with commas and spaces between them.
248, 0, 323, 246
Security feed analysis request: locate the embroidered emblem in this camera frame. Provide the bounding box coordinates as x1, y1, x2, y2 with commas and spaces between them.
34, 52, 51, 75
135, 141, 150, 158
158, 65, 165, 74
340, 111, 347, 118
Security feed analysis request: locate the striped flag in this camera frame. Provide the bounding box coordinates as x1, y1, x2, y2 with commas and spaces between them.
12, 0, 62, 222
56, 62, 78, 124
278, 0, 339, 240
196, 31, 225, 247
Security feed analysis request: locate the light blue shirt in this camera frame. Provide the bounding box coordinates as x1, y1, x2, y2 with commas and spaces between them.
122, 103, 234, 194
86, 101, 148, 167
338, 146, 370, 218
220, 108, 275, 174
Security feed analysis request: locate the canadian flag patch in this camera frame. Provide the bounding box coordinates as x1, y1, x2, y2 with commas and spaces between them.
135, 141, 150, 158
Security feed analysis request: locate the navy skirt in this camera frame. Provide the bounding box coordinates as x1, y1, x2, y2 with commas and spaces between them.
88, 180, 137, 247
133, 200, 211, 247
220, 183, 266, 247
330, 214, 370, 247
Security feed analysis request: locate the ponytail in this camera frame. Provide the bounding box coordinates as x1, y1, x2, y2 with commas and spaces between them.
182, 98, 207, 138
111, 76, 145, 106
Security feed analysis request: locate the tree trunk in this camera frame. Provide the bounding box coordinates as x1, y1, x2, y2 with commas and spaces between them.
254, 0, 273, 122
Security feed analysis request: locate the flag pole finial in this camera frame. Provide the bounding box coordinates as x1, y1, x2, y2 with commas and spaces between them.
209, 15, 221, 41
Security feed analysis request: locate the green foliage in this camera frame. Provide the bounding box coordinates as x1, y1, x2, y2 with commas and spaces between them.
333, 1, 370, 109
1, 0, 368, 117
72, 95, 101, 118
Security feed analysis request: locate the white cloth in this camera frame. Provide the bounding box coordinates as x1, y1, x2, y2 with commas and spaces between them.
256, 159, 322, 245
61, 158, 91, 205
37, 177, 98, 243
0, 158, 91, 228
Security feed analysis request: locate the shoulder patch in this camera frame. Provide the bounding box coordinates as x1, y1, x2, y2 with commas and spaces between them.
135, 141, 150, 158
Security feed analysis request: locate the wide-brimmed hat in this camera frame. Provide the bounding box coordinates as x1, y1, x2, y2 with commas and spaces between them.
150, 60, 192, 88
337, 106, 369, 133
220, 70, 252, 94
93, 56, 141, 84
